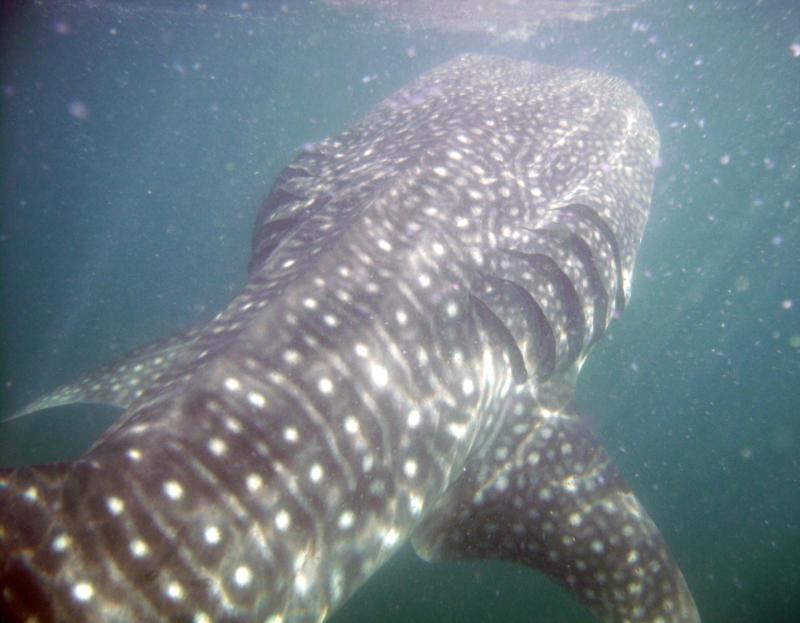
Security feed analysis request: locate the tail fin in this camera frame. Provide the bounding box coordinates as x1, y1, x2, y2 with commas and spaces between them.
0, 464, 69, 623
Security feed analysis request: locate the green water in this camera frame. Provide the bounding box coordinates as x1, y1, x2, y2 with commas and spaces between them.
1, 2, 798, 622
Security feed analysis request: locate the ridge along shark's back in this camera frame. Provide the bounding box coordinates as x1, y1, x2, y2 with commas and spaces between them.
0, 54, 699, 623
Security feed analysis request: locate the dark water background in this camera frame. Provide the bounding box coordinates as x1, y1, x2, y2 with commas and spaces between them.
1, 1, 798, 621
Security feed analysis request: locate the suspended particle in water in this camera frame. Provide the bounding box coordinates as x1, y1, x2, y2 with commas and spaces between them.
739, 447, 753, 461
734, 276, 749, 292
68, 101, 90, 120
52, 20, 71, 35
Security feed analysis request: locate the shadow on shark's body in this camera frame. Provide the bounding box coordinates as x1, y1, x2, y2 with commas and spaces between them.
0, 54, 699, 623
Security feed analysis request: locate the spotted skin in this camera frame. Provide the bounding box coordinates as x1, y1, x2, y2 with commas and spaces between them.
0, 54, 699, 623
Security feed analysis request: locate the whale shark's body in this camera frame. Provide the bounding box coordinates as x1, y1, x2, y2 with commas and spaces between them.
0, 54, 699, 623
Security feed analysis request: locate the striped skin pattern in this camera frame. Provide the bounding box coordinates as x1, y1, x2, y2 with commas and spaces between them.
0, 54, 700, 623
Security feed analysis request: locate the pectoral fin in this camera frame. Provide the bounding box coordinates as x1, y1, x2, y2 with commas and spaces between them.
6, 325, 202, 422
412, 389, 700, 623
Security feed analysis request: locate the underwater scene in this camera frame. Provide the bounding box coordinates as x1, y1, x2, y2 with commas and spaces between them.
0, 1, 798, 622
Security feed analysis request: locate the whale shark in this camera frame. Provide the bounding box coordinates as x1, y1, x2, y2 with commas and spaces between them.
0, 54, 700, 623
